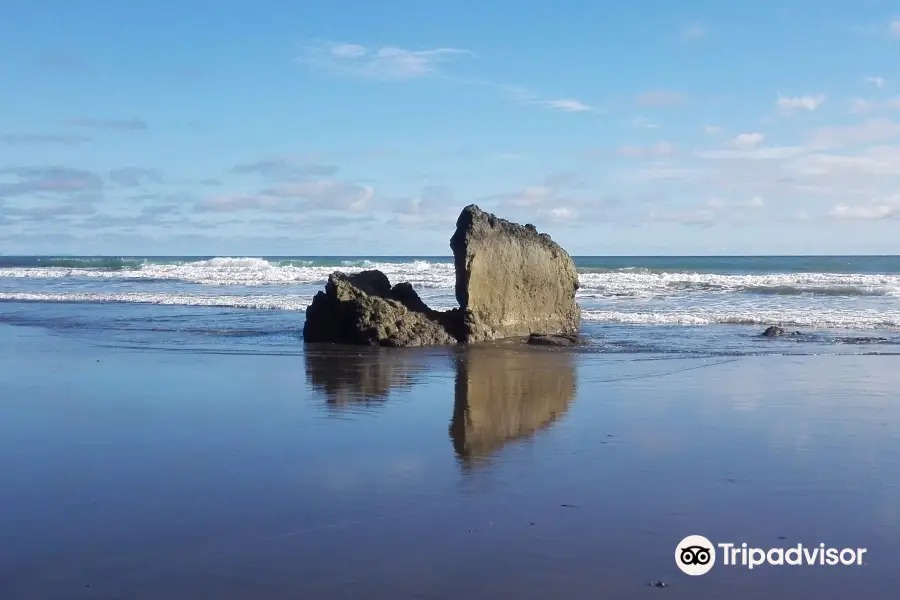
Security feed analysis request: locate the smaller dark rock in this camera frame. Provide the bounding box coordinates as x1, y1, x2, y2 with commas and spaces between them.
649, 581, 668, 589
389, 282, 431, 314
528, 333, 582, 346
762, 326, 785, 337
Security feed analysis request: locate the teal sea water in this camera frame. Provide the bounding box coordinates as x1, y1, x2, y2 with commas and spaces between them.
1, 255, 899, 354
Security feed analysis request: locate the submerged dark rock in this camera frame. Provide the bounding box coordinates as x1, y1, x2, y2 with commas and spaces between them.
762, 326, 802, 337
527, 333, 583, 347
303, 205, 583, 347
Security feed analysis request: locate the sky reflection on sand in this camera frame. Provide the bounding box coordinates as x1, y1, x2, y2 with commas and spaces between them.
1, 326, 898, 598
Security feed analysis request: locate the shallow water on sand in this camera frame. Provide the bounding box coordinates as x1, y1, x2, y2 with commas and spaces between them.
1, 324, 898, 599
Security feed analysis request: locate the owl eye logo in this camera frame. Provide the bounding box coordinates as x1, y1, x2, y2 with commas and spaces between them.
675, 535, 716, 575
680, 545, 712, 565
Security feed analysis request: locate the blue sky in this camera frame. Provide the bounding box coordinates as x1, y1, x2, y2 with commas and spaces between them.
1, 0, 900, 255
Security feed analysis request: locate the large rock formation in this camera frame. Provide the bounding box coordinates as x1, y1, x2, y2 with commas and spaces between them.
302, 205, 581, 346
450, 205, 580, 342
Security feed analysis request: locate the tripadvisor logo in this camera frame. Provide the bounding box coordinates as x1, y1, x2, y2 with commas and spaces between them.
675, 535, 867, 575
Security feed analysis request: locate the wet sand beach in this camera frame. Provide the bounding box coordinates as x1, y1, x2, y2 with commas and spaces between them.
1, 323, 898, 599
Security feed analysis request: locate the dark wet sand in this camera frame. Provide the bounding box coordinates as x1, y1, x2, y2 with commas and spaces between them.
1, 324, 899, 599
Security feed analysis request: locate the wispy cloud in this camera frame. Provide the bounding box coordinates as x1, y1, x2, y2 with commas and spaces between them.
680, 22, 707, 41
630, 116, 658, 129
617, 141, 675, 158
646, 207, 716, 227
703, 125, 723, 135
0, 133, 91, 146
229, 158, 338, 180
390, 185, 455, 218
849, 96, 900, 114
0, 166, 104, 197
536, 98, 593, 112
298, 43, 592, 114
65, 118, 148, 131
829, 202, 897, 220
739, 196, 766, 208
108, 167, 163, 187
297, 40, 474, 81
196, 180, 374, 213
865, 76, 886, 88
636, 90, 688, 107
547, 206, 577, 222
488, 171, 583, 208
777, 94, 825, 112
2, 203, 97, 220
806, 118, 900, 149
730, 132, 765, 149
890, 19, 900, 37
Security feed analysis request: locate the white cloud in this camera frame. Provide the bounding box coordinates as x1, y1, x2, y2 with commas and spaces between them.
503, 185, 553, 207
703, 125, 723, 134
266, 180, 374, 211
487, 171, 609, 218
850, 97, 873, 114
636, 90, 688, 107
680, 22, 707, 40
828, 203, 896, 220
777, 94, 825, 112
730, 133, 765, 149
890, 20, 900, 37
697, 145, 805, 160
298, 41, 474, 81
328, 43, 366, 58
849, 96, 900, 114
790, 146, 900, 177
630, 116, 658, 129
865, 76, 886, 88
456, 79, 593, 115
618, 141, 675, 158
740, 196, 765, 208
196, 179, 373, 213
646, 207, 717, 226
196, 194, 288, 213
806, 118, 900, 149
538, 98, 593, 112
549, 207, 577, 221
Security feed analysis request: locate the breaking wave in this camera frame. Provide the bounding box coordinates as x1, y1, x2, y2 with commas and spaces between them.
1, 257, 898, 297
581, 309, 900, 330
576, 271, 900, 298
0, 257, 455, 288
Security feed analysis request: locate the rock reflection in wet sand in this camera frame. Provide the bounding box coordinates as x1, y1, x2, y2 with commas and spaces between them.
304, 346, 450, 409
450, 346, 576, 466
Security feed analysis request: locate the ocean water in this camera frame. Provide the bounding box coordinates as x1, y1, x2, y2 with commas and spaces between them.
1, 255, 899, 355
